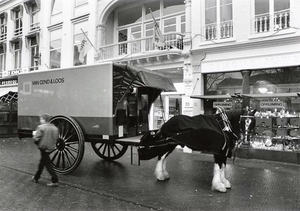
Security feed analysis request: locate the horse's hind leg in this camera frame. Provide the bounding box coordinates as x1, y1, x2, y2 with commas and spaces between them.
212, 155, 228, 193
155, 153, 168, 181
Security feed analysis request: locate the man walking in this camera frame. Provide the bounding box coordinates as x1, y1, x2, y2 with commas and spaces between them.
32, 113, 59, 187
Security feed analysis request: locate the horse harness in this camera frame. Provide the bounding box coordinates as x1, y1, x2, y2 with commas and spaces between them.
215, 107, 239, 158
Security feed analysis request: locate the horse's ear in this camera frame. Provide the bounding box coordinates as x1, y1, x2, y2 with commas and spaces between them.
250, 109, 257, 116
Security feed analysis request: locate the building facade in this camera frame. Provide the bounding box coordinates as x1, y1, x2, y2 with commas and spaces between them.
0, 0, 300, 157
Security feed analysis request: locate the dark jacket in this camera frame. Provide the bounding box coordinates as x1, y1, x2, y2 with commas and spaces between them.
33, 123, 59, 152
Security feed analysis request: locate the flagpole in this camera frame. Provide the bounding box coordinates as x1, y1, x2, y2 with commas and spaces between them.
80, 28, 98, 53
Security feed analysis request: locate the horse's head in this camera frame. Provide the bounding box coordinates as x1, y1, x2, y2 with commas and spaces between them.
217, 107, 256, 141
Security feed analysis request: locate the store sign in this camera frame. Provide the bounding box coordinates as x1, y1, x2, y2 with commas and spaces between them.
213, 102, 232, 108
260, 101, 284, 108
0, 78, 18, 86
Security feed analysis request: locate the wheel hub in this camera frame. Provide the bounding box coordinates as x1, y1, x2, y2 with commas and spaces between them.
56, 138, 65, 151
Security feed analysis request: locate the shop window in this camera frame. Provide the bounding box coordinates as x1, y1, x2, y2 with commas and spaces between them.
0, 13, 7, 42
49, 29, 61, 69
205, 0, 233, 41
254, 0, 290, 34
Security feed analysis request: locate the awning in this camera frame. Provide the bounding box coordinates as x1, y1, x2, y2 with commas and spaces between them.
242, 93, 299, 99
0, 91, 18, 102
191, 93, 300, 100
113, 64, 176, 92
190, 94, 239, 99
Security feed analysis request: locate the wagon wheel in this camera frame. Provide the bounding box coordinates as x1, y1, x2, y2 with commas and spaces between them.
91, 142, 128, 161
50, 115, 85, 174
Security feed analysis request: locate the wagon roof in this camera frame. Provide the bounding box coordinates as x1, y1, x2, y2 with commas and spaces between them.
113, 63, 176, 92
112, 63, 176, 113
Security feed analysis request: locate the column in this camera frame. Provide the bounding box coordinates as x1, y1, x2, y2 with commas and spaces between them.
241, 69, 251, 109
96, 24, 106, 60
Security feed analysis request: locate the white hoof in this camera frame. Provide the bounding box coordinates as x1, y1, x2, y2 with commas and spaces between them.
163, 171, 170, 180
212, 182, 227, 193
155, 171, 166, 181
222, 179, 231, 189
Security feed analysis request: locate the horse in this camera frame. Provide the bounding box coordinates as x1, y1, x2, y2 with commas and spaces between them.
138, 107, 256, 193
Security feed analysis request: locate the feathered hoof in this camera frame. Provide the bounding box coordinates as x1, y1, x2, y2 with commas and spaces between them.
222, 180, 231, 189
211, 183, 227, 193
155, 171, 170, 181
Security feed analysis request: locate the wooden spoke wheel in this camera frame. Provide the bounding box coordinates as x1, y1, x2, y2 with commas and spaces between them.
91, 142, 128, 161
50, 115, 85, 174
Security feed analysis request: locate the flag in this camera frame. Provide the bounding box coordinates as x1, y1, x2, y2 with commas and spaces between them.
150, 9, 165, 48
78, 36, 92, 63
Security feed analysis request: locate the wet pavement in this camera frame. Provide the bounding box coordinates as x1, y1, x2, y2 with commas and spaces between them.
0, 137, 300, 211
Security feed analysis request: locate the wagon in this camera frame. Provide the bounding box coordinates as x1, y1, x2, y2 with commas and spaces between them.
18, 62, 176, 174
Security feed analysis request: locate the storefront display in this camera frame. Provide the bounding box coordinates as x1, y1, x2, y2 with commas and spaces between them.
252, 111, 300, 151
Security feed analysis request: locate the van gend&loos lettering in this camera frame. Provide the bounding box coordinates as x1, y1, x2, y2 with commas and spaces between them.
32, 78, 64, 85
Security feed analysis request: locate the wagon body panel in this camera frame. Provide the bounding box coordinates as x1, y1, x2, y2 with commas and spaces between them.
18, 63, 115, 136
18, 63, 113, 118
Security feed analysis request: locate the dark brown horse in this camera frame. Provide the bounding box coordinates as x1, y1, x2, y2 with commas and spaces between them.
139, 107, 256, 192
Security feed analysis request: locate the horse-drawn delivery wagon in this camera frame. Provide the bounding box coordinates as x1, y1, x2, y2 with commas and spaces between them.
18, 62, 176, 174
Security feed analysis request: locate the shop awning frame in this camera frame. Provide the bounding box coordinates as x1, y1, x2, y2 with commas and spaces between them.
191, 92, 300, 100
190, 94, 241, 99
242, 93, 299, 99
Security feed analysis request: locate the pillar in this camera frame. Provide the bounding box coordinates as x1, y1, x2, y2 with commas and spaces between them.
241, 70, 252, 109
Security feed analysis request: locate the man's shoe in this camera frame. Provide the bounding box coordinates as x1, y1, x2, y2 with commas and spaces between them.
47, 182, 59, 187
31, 176, 38, 183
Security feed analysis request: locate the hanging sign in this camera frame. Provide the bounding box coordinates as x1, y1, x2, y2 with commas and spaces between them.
260, 101, 284, 108
213, 102, 232, 108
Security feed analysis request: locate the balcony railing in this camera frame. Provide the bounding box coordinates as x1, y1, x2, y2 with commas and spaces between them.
97, 32, 183, 60
204, 20, 233, 41
254, 9, 290, 34
30, 22, 40, 31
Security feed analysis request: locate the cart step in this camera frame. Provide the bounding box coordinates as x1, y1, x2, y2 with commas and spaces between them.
116, 135, 143, 165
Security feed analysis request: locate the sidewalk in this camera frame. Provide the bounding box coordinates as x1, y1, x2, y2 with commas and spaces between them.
0, 137, 300, 211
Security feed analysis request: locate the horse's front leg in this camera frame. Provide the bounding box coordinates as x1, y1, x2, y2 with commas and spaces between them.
220, 163, 231, 189
154, 153, 169, 181
212, 155, 229, 192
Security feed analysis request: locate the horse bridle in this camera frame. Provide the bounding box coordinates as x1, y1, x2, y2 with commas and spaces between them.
216, 106, 238, 140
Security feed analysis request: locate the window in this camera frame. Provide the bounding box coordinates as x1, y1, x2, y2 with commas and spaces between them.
29, 36, 39, 71
0, 13, 7, 41
75, 0, 87, 7
49, 29, 61, 69
116, 0, 185, 53
11, 7, 23, 37
0, 44, 5, 76
254, 0, 290, 33
30, 3, 39, 30
13, 41, 21, 69
51, 0, 62, 16
205, 0, 233, 41
118, 5, 142, 27
24, 0, 40, 31
73, 22, 89, 66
